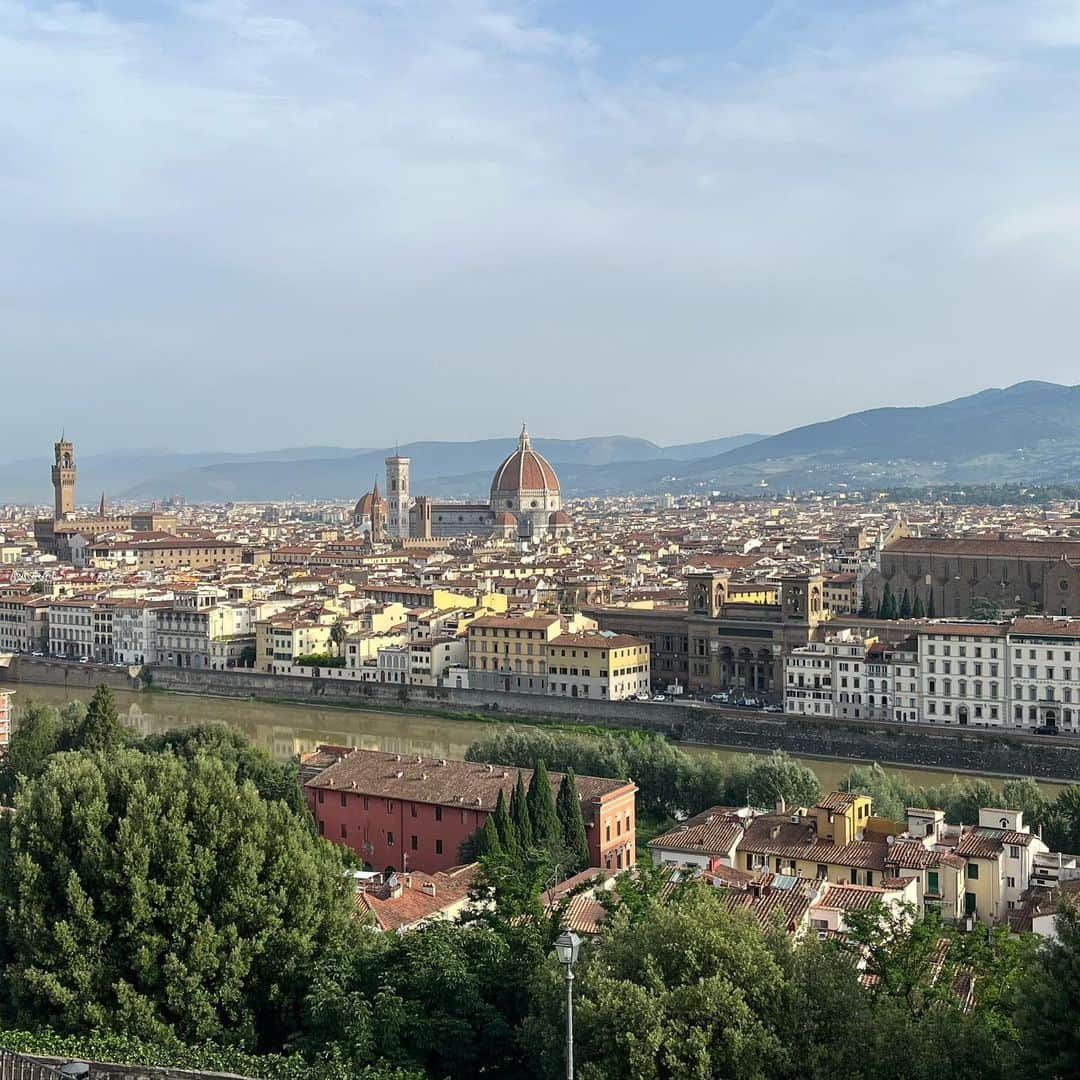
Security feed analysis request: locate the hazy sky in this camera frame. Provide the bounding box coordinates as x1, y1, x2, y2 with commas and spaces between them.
4, 0, 1080, 459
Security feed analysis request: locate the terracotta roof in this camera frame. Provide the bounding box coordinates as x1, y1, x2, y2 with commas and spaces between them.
716, 878, 812, 930
886, 536, 1080, 560
815, 792, 862, 813
1012, 617, 1080, 638
649, 809, 745, 857
356, 866, 477, 932
490, 428, 560, 495
814, 883, 888, 912
305, 749, 634, 815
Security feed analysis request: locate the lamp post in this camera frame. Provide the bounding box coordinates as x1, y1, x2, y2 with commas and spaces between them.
553, 931, 581, 1079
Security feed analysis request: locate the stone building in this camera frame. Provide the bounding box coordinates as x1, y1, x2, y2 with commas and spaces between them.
863, 536, 1080, 619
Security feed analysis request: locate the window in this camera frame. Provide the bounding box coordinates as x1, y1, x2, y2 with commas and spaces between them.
435, 839, 443, 855
435, 805, 443, 822
387, 831, 395, 847
967, 862, 979, 879
928, 870, 940, 894
340, 792, 347, 808
317, 789, 325, 805
1007, 876, 1016, 889
340, 824, 347, 839
1010, 845, 1020, 858
816, 864, 828, 880
410, 835, 418, 851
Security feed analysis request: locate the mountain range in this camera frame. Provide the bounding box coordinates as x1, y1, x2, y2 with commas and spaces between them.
4, 381, 1080, 504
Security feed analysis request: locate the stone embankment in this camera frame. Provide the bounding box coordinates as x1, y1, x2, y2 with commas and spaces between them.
6, 656, 1080, 782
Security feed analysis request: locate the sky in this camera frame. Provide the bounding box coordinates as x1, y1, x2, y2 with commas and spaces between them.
4, 0, 1080, 459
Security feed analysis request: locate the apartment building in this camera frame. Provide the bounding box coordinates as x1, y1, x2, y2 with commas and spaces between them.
467, 614, 564, 694
0, 593, 46, 654
113, 600, 170, 666
918, 623, 1008, 727
544, 631, 651, 701
1008, 617, 1080, 733
47, 598, 99, 660
784, 629, 869, 719
0, 688, 13, 747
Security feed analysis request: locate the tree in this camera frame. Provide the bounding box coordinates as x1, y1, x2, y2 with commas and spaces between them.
969, 596, 1002, 621
238, 645, 257, 669
296, 919, 527, 1078
927, 589, 937, 618
1016, 904, 1080, 1080
137, 723, 307, 815
0, 700, 63, 802
0, 748, 350, 1051
555, 769, 589, 873
881, 583, 898, 620
526, 760, 560, 850
473, 815, 502, 859
1001, 777, 1048, 829
899, 588, 912, 620
858, 592, 872, 618
491, 787, 515, 854
509, 771, 533, 850
521, 884, 787, 1079
1043, 785, 1080, 853
62, 684, 126, 753
912, 593, 926, 619
329, 619, 347, 659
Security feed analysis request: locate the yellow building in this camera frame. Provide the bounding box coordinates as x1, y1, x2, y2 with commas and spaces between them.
543, 632, 651, 701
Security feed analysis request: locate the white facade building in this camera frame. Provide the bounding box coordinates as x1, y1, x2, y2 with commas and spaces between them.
917, 624, 1009, 728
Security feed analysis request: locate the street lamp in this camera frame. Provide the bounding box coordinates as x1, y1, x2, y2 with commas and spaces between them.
553, 931, 581, 1079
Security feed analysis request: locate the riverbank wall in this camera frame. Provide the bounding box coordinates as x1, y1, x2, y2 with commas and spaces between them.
7, 657, 1080, 782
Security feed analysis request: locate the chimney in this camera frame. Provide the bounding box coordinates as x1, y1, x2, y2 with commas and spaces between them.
775, 796, 787, 816
422, 881, 437, 897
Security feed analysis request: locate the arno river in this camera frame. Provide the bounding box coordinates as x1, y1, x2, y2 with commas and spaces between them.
10, 683, 1070, 799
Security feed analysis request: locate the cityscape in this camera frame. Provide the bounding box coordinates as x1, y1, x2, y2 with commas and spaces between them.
5, 1, 1080, 1077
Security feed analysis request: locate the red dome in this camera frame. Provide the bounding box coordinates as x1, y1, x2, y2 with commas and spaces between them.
495, 510, 518, 526
491, 424, 560, 495
548, 510, 571, 525
354, 491, 387, 517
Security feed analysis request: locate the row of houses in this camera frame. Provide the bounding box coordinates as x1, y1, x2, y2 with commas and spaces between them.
648, 790, 1078, 928
785, 616, 1080, 733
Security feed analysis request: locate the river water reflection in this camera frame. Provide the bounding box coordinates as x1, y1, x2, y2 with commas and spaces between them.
11, 683, 1070, 799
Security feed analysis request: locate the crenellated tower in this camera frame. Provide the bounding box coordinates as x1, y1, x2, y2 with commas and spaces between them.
52, 436, 76, 519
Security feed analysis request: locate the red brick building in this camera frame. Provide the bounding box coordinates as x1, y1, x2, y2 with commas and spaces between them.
303, 747, 637, 874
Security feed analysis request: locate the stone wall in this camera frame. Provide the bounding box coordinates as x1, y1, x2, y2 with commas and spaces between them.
2, 657, 142, 693
9, 658, 1080, 782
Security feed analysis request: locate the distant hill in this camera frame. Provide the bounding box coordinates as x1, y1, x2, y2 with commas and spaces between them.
668, 381, 1080, 493
11, 381, 1080, 504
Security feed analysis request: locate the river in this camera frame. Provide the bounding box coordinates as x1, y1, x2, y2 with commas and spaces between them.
9, 683, 1070, 799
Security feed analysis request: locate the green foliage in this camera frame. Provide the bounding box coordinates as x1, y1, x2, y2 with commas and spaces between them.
467, 728, 819, 819
556, 769, 589, 873
1042, 785, 1080, 853
0, 1027, 387, 1080
492, 787, 516, 854
858, 592, 872, 618
927, 589, 937, 618
61, 684, 125, 753
136, 722, 306, 815
474, 814, 502, 859
526, 760, 561, 849
523, 883, 787, 1080
295, 653, 345, 669
0, 748, 351, 1051
510, 771, 534, 849
912, 593, 926, 618
1016, 904, 1080, 1079
969, 596, 1003, 621
840, 762, 1052, 828
294, 920, 526, 1079
0, 700, 63, 802
899, 588, 912, 619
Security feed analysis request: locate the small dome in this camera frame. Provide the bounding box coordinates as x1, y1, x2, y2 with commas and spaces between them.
354, 491, 387, 517
495, 510, 518, 526
549, 510, 571, 525
491, 424, 560, 496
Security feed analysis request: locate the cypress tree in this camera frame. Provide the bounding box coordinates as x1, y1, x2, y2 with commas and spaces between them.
912, 593, 925, 618
556, 769, 590, 872
881, 583, 895, 620
492, 787, 514, 851
927, 590, 936, 618
475, 815, 502, 859
527, 760, 561, 849
63, 683, 125, 753
510, 771, 533, 849
875, 594, 884, 619
899, 588, 912, 620
858, 592, 872, 618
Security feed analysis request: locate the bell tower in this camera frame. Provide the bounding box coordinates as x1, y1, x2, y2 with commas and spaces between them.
385, 452, 410, 539
52, 435, 76, 519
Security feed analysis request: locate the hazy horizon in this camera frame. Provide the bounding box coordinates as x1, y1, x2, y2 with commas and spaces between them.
6, 2, 1080, 458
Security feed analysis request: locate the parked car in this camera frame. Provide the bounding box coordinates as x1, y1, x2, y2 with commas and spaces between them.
709, 694, 728, 704
652, 694, 668, 702
1033, 725, 1059, 735
763, 704, 784, 713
